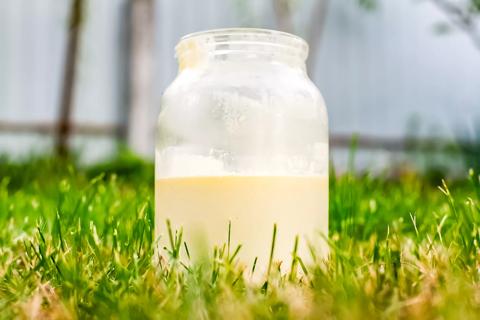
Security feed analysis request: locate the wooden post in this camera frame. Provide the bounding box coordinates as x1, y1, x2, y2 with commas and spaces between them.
127, 0, 154, 157
56, 0, 84, 156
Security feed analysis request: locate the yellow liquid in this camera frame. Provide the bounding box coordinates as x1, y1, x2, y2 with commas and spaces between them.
155, 175, 328, 273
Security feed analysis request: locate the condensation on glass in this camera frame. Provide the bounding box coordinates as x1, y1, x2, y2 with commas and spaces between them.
156, 28, 329, 272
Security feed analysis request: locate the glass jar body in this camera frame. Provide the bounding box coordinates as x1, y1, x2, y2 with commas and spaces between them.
156, 29, 328, 271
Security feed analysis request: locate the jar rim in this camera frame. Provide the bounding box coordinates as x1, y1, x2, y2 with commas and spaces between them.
181, 28, 307, 46
176, 28, 309, 64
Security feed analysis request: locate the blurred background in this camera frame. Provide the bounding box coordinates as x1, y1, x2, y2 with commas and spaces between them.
0, 0, 479, 174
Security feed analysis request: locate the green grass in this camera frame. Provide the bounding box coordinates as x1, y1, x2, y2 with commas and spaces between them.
0, 154, 480, 319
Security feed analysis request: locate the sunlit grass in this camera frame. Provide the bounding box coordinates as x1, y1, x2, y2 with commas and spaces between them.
0, 154, 479, 319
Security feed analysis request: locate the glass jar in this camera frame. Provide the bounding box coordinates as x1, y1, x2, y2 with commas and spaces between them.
156, 28, 328, 271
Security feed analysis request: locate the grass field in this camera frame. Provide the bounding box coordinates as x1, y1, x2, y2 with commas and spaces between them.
0, 153, 479, 319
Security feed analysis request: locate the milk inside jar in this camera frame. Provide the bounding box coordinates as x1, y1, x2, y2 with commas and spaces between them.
156, 28, 329, 272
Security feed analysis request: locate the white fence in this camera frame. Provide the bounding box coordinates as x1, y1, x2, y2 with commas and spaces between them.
0, 0, 479, 167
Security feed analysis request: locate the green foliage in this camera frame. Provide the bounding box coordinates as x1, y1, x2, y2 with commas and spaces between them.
472, 0, 480, 12
0, 155, 480, 319
358, 0, 377, 10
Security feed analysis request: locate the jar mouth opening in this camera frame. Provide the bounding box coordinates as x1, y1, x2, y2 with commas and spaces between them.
175, 28, 309, 66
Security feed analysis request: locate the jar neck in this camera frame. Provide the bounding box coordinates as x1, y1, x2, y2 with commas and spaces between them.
175, 28, 309, 72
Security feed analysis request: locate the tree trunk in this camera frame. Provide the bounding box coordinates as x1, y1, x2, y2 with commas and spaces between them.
306, 0, 329, 80
56, 0, 84, 157
127, 0, 154, 157
271, 0, 330, 80
272, 0, 294, 33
